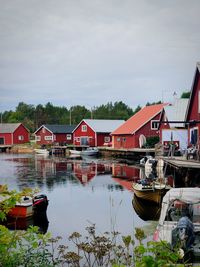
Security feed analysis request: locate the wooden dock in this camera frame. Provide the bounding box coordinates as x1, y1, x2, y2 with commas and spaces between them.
163, 157, 200, 169
98, 147, 155, 161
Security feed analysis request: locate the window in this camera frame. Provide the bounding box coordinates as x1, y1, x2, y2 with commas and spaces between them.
151, 120, 159, 130
117, 137, 121, 142
44, 136, 52, 141
82, 125, 87, 132
104, 136, 110, 143
18, 135, 24, 141
66, 134, 72, 140
122, 137, 126, 142
77, 137, 80, 142
35, 135, 41, 141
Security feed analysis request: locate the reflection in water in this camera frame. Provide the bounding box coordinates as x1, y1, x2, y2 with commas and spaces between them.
3, 211, 49, 233
0, 153, 163, 240
132, 194, 161, 221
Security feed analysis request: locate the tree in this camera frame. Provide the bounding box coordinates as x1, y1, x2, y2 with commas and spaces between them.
181, 91, 190, 98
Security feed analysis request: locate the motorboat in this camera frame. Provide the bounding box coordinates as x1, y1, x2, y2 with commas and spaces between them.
8, 194, 48, 218
132, 179, 171, 204
153, 188, 200, 261
34, 148, 49, 155
70, 147, 99, 157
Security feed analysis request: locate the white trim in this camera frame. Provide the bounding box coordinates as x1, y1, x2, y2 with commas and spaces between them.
34, 125, 53, 135
11, 133, 13, 145
151, 120, 159, 130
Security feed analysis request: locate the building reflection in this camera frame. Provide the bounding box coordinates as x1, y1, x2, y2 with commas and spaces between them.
112, 163, 144, 191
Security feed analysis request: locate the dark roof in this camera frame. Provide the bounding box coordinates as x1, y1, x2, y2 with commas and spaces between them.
43, 124, 76, 134
0, 123, 22, 133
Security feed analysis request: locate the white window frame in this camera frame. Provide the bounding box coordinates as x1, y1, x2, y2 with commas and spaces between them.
104, 136, 110, 143
44, 136, 53, 141
151, 120, 159, 130
35, 135, 41, 141
18, 135, 24, 141
66, 134, 72, 140
82, 125, 87, 132
117, 137, 121, 142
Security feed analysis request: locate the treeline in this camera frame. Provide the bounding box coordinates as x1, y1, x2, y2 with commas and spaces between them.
2, 101, 163, 132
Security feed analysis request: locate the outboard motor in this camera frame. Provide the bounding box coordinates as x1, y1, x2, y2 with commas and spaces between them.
172, 216, 195, 252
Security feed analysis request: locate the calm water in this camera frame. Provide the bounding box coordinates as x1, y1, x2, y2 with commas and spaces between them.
0, 153, 154, 240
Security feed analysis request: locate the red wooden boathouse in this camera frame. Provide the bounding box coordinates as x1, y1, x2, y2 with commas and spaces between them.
0, 123, 29, 145
185, 62, 200, 147
73, 119, 124, 147
111, 104, 167, 149
34, 124, 76, 146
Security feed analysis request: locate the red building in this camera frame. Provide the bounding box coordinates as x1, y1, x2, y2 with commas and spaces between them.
0, 123, 29, 145
73, 119, 124, 147
185, 62, 200, 147
34, 124, 76, 146
111, 104, 167, 149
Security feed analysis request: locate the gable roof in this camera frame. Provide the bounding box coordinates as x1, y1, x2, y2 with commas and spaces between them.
164, 98, 189, 128
185, 62, 200, 120
0, 123, 22, 133
112, 103, 166, 135
73, 119, 124, 133
35, 124, 76, 134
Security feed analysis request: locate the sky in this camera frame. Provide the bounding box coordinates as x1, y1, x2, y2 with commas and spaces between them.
0, 0, 200, 112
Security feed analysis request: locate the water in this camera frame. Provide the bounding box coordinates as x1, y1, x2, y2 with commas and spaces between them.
0, 153, 153, 241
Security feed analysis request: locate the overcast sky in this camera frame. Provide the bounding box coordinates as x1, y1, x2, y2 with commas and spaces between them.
0, 0, 200, 112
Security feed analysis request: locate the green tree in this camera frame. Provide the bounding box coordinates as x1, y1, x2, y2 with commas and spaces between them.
181, 91, 190, 98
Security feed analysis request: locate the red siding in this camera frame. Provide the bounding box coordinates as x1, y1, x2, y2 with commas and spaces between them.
73, 121, 96, 146
13, 124, 29, 144
187, 69, 200, 146
96, 133, 111, 146
0, 133, 12, 145
35, 127, 53, 145
113, 113, 162, 149
35, 126, 73, 145
0, 124, 29, 145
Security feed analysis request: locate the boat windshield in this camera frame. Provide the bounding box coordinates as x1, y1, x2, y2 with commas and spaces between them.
166, 200, 200, 223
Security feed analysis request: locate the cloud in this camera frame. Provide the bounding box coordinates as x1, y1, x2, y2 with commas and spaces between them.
0, 0, 199, 111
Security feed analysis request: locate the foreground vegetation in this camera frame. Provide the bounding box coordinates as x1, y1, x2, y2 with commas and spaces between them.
0, 186, 194, 266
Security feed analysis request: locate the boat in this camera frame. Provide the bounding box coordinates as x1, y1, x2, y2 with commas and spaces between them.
132, 194, 161, 221
153, 188, 200, 261
132, 179, 171, 204
34, 148, 49, 155
8, 194, 48, 218
70, 147, 99, 156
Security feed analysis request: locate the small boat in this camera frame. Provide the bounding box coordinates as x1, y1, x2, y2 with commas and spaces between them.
34, 148, 49, 155
153, 188, 200, 262
132, 179, 171, 204
70, 147, 99, 156
8, 194, 48, 218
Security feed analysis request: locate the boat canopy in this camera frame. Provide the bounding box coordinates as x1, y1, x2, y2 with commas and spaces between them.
159, 188, 200, 225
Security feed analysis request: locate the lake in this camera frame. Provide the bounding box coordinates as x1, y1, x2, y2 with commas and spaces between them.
0, 153, 156, 242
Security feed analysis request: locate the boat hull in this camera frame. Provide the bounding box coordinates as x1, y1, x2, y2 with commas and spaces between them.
132, 183, 170, 204
8, 195, 48, 218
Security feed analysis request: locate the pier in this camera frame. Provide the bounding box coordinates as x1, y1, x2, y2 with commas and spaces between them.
98, 147, 155, 161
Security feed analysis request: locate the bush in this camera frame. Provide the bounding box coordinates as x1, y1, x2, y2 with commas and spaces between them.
145, 136, 160, 148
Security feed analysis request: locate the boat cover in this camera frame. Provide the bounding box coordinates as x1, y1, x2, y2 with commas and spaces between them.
159, 188, 200, 225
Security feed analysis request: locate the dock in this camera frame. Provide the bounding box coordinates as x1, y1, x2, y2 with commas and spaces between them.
163, 157, 200, 169
98, 147, 155, 161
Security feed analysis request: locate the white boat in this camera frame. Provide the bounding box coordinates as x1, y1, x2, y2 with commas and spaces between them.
153, 188, 200, 261
34, 148, 49, 155
70, 147, 99, 156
